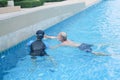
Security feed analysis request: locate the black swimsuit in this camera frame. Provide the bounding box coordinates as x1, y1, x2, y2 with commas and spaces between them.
30, 40, 48, 57
78, 43, 93, 53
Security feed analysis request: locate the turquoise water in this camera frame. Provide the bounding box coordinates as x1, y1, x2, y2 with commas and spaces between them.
0, 0, 120, 80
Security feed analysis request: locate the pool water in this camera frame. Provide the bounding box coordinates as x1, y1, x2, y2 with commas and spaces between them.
0, 0, 120, 80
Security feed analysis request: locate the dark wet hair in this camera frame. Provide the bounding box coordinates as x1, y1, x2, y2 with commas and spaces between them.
36, 30, 44, 39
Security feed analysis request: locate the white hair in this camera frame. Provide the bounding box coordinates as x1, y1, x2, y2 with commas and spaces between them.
60, 32, 67, 41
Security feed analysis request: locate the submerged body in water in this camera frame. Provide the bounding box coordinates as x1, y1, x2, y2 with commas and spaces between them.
50, 32, 110, 56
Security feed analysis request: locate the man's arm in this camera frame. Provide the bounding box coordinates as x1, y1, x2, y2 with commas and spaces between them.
50, 44, 63, 49
44, 34, 57, 39
49, 42, 67, 49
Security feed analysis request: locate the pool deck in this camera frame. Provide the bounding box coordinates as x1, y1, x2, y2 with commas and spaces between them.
0, 0, 99, 20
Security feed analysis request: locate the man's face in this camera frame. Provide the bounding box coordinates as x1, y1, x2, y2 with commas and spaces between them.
57, 33, 63, 41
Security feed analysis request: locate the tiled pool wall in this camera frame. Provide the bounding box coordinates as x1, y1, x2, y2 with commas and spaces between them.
0, 0, 100, 52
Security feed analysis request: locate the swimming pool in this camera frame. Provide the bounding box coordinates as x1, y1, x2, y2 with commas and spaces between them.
0, 0, 120, 80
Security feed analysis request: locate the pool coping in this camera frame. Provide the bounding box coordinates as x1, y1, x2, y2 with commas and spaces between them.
0, 0, 84, 20
0, 0, 100, 20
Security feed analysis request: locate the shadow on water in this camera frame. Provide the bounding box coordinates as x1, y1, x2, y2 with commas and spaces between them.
0, 36, 35, 80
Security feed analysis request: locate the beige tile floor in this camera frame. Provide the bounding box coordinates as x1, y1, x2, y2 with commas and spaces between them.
0, 0, 99, 20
